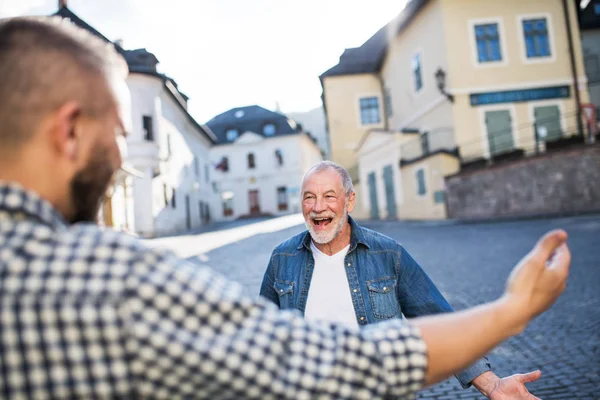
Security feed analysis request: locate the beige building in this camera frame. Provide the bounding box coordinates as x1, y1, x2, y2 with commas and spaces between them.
321, 0, 590, 220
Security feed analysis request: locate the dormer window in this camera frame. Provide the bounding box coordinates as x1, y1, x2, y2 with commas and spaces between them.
263, 123, 276, 136
226, 128, 239, 141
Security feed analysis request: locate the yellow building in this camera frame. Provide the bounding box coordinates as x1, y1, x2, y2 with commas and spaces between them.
321, 0, 590, 220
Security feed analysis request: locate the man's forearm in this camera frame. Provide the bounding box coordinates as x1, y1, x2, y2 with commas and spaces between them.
411, 296, 525, 386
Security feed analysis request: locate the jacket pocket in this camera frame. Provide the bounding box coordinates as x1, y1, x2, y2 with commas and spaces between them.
366, 276, 399, 319
274, 279, 294, 309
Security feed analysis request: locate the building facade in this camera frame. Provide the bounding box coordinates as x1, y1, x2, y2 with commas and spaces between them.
579, 0, 600, 125
54, 5, 217, 237
321, 0, 590, 220
207, 106, 322, 220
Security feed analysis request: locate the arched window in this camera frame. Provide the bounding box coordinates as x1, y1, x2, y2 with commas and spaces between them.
248, 153, 256, 169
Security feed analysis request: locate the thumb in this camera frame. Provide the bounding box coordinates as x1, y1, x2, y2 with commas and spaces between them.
532, 230, 568, 262
517, 370, 542, 384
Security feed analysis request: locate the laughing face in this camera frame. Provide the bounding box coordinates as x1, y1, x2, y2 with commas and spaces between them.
301, 167, 355, 244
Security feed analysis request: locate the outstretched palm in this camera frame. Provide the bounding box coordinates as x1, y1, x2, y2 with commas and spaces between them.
488, 370, 542, 400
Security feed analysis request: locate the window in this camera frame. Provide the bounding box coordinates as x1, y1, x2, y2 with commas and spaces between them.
163, 184, 168, 206
384, 87, 393, 118
274, 149, 284, 166
222, 191, 234, 216
248, 153, 256, 169
143, 116, 154, 141
263, 123, 276, 136
204, 164, 209, 182
412, 53, 423, 91
359, 97, 381, 125
171, 188, 176, 209
215, 156, 229, 172
420, 132, 430, 156
226, 128, 239, 141
416, 169, 427, 196
194, 158, 200, 177
277, 187, 288, 211
166, 134, 172, 156
523, 18, 551, 58
474, 23, 502, 62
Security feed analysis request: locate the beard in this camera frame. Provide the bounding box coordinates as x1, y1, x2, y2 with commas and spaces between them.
306, 207, 348, 244
69, 149, 116, 224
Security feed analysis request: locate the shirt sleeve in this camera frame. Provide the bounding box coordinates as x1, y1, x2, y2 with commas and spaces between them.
121, 249, 429, 399
396, 247, 491, 388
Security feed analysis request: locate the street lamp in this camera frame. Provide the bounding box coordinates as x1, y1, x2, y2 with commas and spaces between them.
435, 67, 454, 103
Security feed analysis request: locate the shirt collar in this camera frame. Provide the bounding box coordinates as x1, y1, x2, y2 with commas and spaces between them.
299, 215, 371, 251
0, 182, 69, 230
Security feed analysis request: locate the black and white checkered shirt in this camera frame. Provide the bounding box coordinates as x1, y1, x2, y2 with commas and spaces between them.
0, 183, 428, 399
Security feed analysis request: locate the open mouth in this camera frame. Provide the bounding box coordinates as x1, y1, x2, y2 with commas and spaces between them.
312, 217, 333, 228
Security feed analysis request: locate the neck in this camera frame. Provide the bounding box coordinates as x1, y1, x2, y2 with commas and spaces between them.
313, 221, 352, 256
0, 150, 71, 220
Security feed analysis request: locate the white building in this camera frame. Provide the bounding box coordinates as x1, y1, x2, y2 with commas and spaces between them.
125, 50, 217, 237
207, 106, 322, 220
54, 5, 217, 238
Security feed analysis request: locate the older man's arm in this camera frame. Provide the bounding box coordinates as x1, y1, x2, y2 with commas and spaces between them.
395, 245, 491, 387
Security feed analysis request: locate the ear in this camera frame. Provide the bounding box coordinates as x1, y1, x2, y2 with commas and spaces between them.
346, 192, 356, 213
49, 101, 82, 161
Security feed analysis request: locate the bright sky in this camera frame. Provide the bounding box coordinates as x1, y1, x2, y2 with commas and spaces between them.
0, 0, 407, 123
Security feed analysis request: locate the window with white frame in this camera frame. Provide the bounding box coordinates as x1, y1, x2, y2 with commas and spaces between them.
474, 23, 503, 63
412, 53, 423, 91
359, 97, 381, 125
522, 18, 551, 58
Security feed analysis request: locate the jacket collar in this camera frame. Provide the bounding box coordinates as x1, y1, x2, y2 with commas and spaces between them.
298, 215, 370, 251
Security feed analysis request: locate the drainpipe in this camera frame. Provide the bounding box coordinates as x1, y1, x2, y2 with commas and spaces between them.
377, 75, 390, 131
562, 0, 584, 138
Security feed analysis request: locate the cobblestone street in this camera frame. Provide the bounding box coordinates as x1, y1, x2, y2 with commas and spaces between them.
153, 214, 600, 399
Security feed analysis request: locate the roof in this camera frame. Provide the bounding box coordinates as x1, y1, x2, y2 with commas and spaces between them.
578, 0, 600, 30
206, 105, 304, 145
51, 6, 215, 144
320, 0, 431, 80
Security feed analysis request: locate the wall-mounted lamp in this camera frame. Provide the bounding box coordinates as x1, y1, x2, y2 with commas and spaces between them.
435, 68, 454, 103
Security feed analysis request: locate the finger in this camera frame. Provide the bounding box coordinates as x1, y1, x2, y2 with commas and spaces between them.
532, 230, 568, 263
546, 244, 571, 284
517, 370, 542, 383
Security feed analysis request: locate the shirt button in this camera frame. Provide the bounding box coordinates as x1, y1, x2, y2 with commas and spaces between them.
360, 317, 365, 321
347, 263, 351, 267
353, 289, 357, 293
280, 289, 283, 293
383, 287, 387, 291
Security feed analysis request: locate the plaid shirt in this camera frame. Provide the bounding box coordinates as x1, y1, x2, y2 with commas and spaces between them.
0, 183, 428, 399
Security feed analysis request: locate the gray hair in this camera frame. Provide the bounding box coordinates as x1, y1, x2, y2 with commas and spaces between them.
0, 16, 128, 148
303, 161, 355, 196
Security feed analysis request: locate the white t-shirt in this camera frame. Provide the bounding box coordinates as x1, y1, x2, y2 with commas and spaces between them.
304, 241, 359, 329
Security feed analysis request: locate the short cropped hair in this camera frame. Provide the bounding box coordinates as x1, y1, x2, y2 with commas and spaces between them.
0, 16, 128, 146
302, 161, 355, 196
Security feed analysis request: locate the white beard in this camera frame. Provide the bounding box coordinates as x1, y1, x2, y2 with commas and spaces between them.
307, 208, 348, 244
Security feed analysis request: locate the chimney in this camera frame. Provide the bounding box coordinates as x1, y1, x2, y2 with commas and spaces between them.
59, 0, 67, 9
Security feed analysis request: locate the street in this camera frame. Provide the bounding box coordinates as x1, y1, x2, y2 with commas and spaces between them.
149, 214, 600, 399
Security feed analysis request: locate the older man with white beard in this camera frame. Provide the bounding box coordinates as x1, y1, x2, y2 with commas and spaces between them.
260, 161, 547, 400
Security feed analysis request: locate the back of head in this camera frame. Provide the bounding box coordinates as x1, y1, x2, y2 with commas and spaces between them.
0, 16, 127, 151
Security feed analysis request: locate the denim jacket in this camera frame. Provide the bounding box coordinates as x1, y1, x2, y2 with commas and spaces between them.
259, 216, 491, 388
